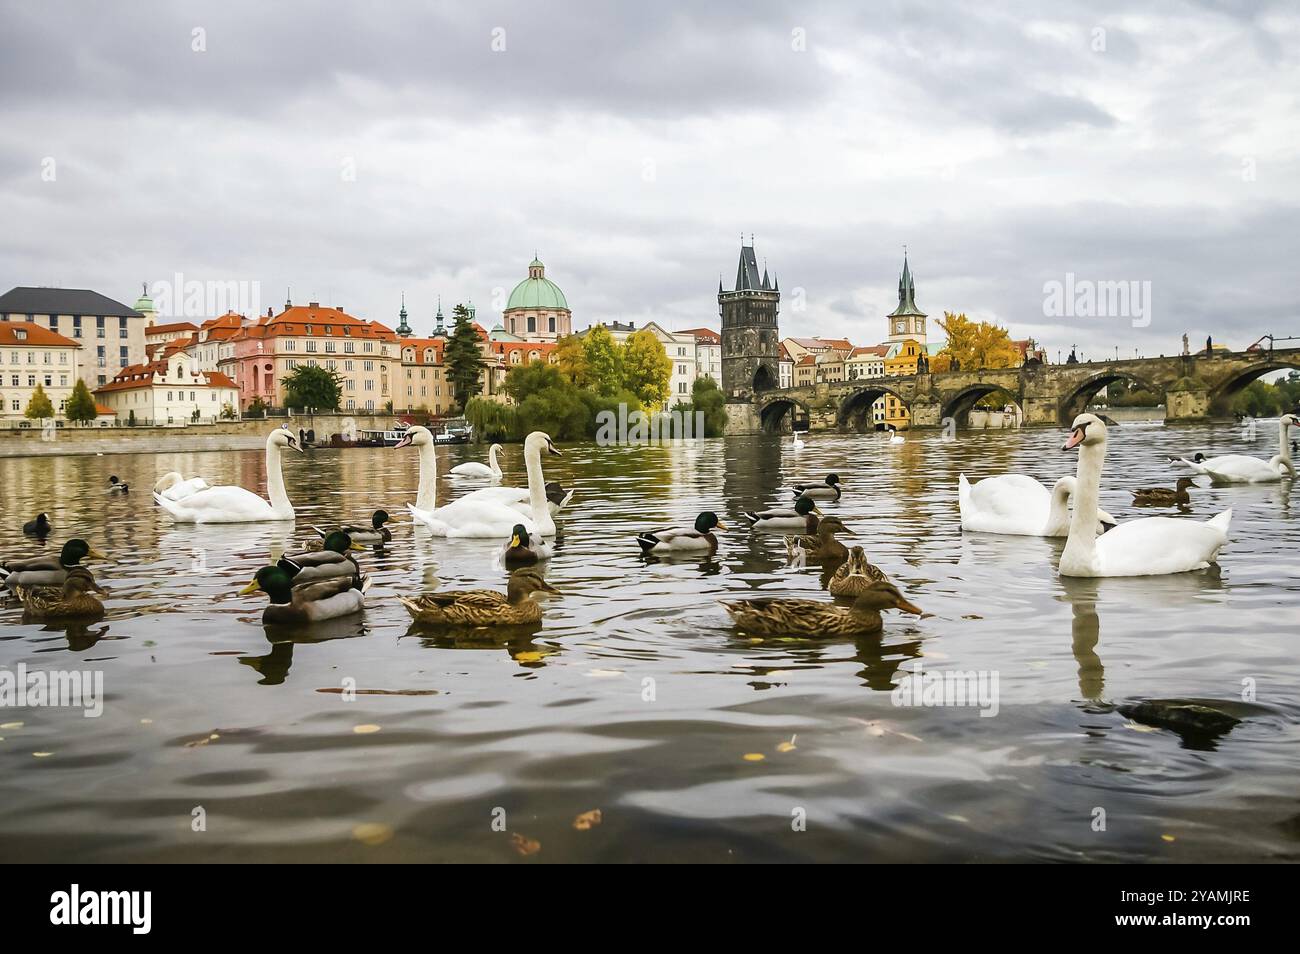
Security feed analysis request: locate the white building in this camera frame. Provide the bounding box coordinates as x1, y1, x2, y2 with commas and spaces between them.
94, 350, 240, 425
0, 287, 149, 388
0, 321, 85, 421
680, 327, 722, 387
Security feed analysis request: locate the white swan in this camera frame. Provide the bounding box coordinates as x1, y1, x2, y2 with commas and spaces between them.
397, 426, 558, 538
153, 471, 211, 502
888, 429, 905, 444
1060, 413, 1231, 577
448, 443, 504, 480
959, 473, 1115, 537
792, 431, 805, 450
1177, 414, 1298, 483
153, 428, 301, 523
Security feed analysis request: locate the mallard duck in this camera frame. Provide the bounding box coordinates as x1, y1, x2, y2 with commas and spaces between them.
635, 511, 726, 554
791, 473, 842, 501
742, 494, 821, 533
312, 510, 392, 545
22, 513, 51, 537
285, 530, 365, 586
107, 475, 129, 493
1, 539, 106, 592
1132, 477, 1195, 506
785, 515, 850, 562
503, 523, 553, 565
399, 569, 558, 626
721, 581, 923, 638
14, 566, 107, 619
828, 545, 890, 597
239, 565, 369, 623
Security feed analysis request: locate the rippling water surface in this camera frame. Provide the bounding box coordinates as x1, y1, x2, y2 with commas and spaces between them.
2, 422, 1299, 862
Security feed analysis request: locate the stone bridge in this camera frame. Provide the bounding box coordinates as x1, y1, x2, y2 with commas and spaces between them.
730, 347, 1300, 433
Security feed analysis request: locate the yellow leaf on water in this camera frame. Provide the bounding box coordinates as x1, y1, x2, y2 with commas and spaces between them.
1161, 834, 1176, 843
776, 741, 797, 753
510, 832, 541, 856
352, 823, 394, 846
742, 753, 766, 762
353, 724, 382, 735
32, 752, 53, 758
0, 722, 23, 730
573, 809, 603, 831
515, 652, 544, 663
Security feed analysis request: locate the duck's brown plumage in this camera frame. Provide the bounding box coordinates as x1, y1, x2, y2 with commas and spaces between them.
786, 516, 850, 562
721, 581, 921, 638
1132, 477, 1195, 506
828, 545, 890, 597
400, 570, 557, 627
15, 567, 107, 619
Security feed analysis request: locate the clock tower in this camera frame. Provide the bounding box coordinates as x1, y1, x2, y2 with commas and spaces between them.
886, 254, 927, 344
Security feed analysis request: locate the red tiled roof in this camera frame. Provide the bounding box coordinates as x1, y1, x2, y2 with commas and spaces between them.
778, 343, 791, 361
93, 357, 239, 394
850, 345, 889, 358
145, 321, 199, 336
796, 355, 816, 366
0, 320, 81, 348
94, 403, 116, 415
231, 305, 396, 342
399, 337, 446, 365
680, 327, 721, 343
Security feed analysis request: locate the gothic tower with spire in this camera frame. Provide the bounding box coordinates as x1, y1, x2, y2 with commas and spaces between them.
396, 294, 412, 337
886, 254, 927, 344
719, 238, 781, 398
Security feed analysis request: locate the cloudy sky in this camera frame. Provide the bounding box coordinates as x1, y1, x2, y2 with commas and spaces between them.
2, 0, 1297, 360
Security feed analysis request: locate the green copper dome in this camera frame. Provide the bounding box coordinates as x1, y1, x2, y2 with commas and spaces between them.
133, 281, 154, 314
505, 257, 569, 312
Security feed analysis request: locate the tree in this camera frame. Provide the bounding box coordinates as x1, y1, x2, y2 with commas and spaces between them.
65, 379, 98, 423
620, 328, 672, 409
444, 303, 488, 410
582, 325, 623, 395
931, 312, 1021, 372
554, 334, 590, 387
281, 365, 343, 410
24, 383, 54, 419
683, 375, 729, 436
247, 396, 268, 419
504, 360, 566, 404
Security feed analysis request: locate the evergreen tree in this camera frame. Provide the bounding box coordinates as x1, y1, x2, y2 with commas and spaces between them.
281, 365, 343, 410
24, 383, 54, 419
64, 379, 98, 423
444, 304, 488, 410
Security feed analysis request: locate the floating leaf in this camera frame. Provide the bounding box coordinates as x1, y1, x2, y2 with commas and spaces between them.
0, 722, 23, 730
514, 652, 544, 663
742, 753, 766, 762
510, 832, 541, 856
352, 823, 394, 846
353, 724, 382, 735
776, 741, 797, 753
573, 809, 602, 831
1161, 834, 1176, 843
32, 752, 53, 758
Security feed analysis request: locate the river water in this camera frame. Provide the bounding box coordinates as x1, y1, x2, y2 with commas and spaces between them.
1, 422, 1298, 862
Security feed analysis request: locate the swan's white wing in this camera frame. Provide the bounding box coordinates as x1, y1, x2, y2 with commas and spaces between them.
960, 474, 1050, 535
154, 485, 279, 523
158, 476, 211, 501
409, 500, 538, 539
1198, 454, 1279, 483
448, 462, 496, 479
446, 485, 526, 504
1093, 511, 1230, 576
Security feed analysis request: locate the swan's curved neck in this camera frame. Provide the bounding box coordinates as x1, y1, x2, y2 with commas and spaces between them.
416, 441, 438, 510
266, 442, 293, 516
1044, 477, 1073, 533
489, 444, 502, 477
1278, 420, 1295, 474
524, 442, 547, 523
1063, 440, 1105, 563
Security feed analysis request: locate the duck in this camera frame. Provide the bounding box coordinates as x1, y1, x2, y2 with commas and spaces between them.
503, 523, 553, 566
1, 539, 107, 593
1175, 414, 1298, 483
1060, 413, 1231, 577
107, 475, 129, 494
1132, 477, 1195, 507
792, 431, 805, 451
958, 473, 1116, 537
239, 565, 369, 624
784, 515, 850, 562
721, 581, 923, 638
791, 473, 842, 501
399, 569, 558, 627
398, 427, 560, 538
449, 443, 504, 480
282, 530, 365, 587
13, 566, 107, 619
153, 428, 301, 522
743, 494, 822, 533
635, 511, 726, 554
312, 510, 392, 545
22, 513, 51, 537
828, 545, 890, 597
153, 472, 211, 502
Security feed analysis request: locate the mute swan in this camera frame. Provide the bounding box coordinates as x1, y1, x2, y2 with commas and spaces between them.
153, 428, 301, 523
1176, 414, 1298, 483
397, 426, 558, 538
1060, 413, 1231, 577
888, 430, 905, 445
958, 473, 1115, 537
449, 443, 504, 480
792, 431, 805, 450
154, 472, 211, 502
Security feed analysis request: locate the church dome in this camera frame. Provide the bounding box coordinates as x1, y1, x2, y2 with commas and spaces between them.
505, 257, 569, 311
133, 282, 155, 314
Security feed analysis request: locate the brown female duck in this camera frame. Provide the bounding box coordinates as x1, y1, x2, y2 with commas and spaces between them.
721, 581, 923, 638
399, 569, 558, 627
828, 545, 890, 597
785, 515, 850, 562
1131, 477, 1194, 506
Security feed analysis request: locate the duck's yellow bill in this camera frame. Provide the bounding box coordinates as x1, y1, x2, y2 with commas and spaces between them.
509, 534, 521, 548
349, 543, 368, 552
714, 522, 728, 531
238, 579, 261, 595
87, 547, 108, 560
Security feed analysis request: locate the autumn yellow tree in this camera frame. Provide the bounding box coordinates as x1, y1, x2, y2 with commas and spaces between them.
931, 312, 1022, 372
553, 334, 590, 387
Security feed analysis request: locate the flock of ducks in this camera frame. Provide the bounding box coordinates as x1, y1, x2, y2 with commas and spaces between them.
3, 411, 1296, 635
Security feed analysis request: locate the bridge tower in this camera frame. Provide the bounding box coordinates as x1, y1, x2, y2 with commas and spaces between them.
719, 239, 781, 399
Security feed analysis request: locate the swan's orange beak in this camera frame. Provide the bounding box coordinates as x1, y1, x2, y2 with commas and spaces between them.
1063, 427, 1085, 451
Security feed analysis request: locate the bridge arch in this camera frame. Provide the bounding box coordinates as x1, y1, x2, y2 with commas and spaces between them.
758, 396, 809, 434
1059, 369, 1165, 425
1207, 357, 1300, 414
940, 384, 1023, 429
837, 385, 910, 433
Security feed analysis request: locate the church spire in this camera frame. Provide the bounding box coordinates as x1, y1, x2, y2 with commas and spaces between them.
396, 293, 412, 337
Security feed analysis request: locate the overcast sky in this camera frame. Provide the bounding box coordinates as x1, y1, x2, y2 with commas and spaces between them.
2, 0, 1297, 360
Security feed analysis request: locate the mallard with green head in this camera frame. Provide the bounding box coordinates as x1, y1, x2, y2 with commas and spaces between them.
14, 566, 107, 619
239, 565, 369, 623
785, 515, 850, 562
742, 494, 821, 533
399, 570, 558, 627
635, 511, 726, 554
282, 530, 365, 586
503, 523, 553, 566
1, 539, 107, 593
721, 581, 923, 638
311, 510, 393, 545
790, 473, 843, 501
828, 545, 890, 597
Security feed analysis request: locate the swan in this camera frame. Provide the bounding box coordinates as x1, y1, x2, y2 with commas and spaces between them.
397, 426, 558, 538
449, 443, 504, 480
1059, 413, 1231, 577
154, 471, 211, 502
153, 428, 301, 523
959, 473, 1115, 537
1176, 414, 1298, 483
792, 431, 805, 450
888, 430, 905, 445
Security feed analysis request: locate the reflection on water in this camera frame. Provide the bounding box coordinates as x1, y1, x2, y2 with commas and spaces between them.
2, 422, 1299, 862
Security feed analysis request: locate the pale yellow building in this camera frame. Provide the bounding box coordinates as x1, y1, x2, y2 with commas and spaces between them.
0, 321, 86, 421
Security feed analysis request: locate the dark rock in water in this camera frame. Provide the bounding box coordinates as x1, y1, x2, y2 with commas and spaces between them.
1118, 700, 1241, 738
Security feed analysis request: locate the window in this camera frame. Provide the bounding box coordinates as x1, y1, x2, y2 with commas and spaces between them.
548, 316, 555, 332
284, 340, 296, 351
49, 316, 58, 332
96, 316, 106, 338
120, 326, 128, 338
527, 316, 535, 333
73, 316, 82, 338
